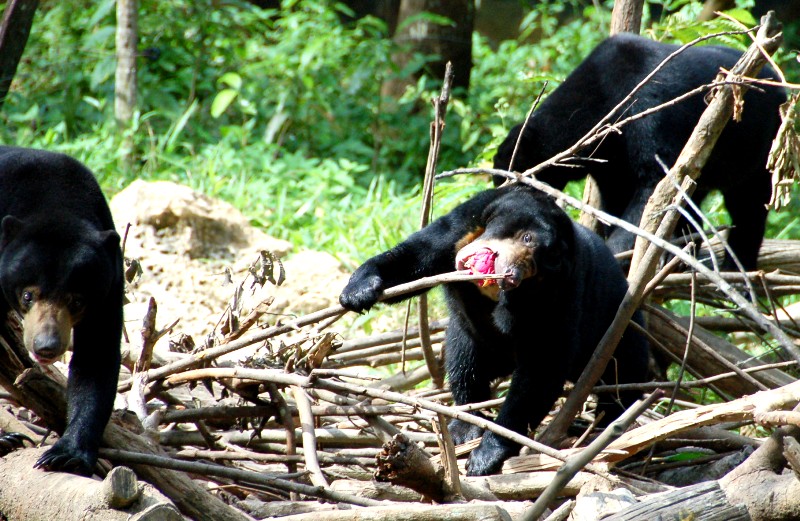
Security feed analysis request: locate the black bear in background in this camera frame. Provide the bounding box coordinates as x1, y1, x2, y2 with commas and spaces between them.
340, 184, 649, 476
494, 33, 786, 271
0, 146, 123, 476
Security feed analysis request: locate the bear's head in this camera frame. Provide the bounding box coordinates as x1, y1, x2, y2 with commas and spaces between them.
456, 186, 573, 300
0, 215, 120, 364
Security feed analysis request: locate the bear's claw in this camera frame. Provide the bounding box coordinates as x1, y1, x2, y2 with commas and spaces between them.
34, 443, 94, 477
0, 431, 33, 456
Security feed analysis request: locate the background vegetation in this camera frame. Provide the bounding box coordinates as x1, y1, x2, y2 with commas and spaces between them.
1, 0, 798, 270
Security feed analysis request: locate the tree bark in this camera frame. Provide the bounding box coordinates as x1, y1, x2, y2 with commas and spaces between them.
605, 481, 750, 520
698, 0, 735, 21
274, 504, 516, 521
383, 0, 474, 97
0, 448, 181, 521
341, 0, 401, 35
610, 0, 644, 34
115, 0, 138, 128
0, 0, 38, 112
720, 427, 800, 521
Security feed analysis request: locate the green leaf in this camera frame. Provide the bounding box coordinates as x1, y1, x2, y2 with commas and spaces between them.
217, 72, 243, 90
211, 89, 239, 118
723, 8, 757, 26
396, 12, 455, 33
164, 99, 198, 153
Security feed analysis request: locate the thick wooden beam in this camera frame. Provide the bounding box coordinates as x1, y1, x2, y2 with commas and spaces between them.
0, 0, 39, 111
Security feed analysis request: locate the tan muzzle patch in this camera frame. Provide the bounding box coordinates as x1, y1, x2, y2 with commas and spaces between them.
22, 300, 73, 364
456, 237, 537, 300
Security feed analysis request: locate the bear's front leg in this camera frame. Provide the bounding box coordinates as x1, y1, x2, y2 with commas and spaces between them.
467, 361, 567, 476
444, 321, 500, 446
35, 317, 121, 476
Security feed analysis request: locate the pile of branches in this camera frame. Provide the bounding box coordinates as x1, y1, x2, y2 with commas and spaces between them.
0, 11, 798, 521
2, 236, 800, 521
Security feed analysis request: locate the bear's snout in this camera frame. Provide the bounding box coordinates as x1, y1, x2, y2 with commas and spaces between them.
499, 266, 526, 290
32, 330, 63, 362
22, 299, 73, 364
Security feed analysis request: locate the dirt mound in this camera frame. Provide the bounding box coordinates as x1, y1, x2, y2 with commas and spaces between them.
112, 180, 350, 358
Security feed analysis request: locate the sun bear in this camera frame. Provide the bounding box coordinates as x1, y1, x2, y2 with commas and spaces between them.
494, 33, 786, 270
0, 146, 123, 476
340, 184, 649, 475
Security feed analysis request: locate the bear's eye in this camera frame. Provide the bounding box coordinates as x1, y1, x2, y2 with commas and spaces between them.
522, 233, 533, 244
20, 291, 34, 308
67, 295, 85, 315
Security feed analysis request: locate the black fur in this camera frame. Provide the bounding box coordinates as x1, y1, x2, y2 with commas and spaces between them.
0, 146, 123, 476
494, 34, 786, 270
340, 185, 649, 475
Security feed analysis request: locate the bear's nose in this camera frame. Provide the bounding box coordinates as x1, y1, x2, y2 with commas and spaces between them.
500, 267, 523, 290
32, 333, 62, 362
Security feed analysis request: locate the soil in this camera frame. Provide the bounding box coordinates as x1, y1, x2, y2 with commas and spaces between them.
112, 180, 352, 363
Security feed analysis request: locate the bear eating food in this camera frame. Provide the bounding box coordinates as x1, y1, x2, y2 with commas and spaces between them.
0, 146, 123, 476
493, 33, 786, 271
340, 184, 649, 476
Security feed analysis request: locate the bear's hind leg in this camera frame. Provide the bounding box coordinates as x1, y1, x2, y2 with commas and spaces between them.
722, 181, 769, 271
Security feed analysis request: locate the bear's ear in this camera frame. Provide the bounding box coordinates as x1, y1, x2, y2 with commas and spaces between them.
0, 216, 24, 248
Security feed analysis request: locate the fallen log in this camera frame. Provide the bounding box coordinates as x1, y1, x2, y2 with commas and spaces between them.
0, 447, 180, 521
603, 481, 749, 521
606, 426, 800, 521
758, 239, 800, 274
0, 328, 253, 521
273, 503, 520, 521
646, 304, 795, 395
719, 426, 800, 521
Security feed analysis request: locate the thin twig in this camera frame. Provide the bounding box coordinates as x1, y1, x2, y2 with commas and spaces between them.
593, 360, 797, 392
98, 448, 380, 507
667, 270, 697, 416
291, 386, 329, 488
508, 82, 548, 173
415, 61, 454, 389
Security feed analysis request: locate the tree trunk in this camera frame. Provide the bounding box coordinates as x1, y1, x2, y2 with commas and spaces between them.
610, 0, 644, 34
115, 0, 138, 128
698, 0, 735, 21
0, 0, 38, 112
383, 0, 474, 97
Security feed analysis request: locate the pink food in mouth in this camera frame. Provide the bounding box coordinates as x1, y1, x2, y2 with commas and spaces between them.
457, 246, 498, 286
